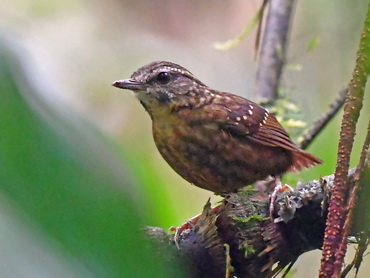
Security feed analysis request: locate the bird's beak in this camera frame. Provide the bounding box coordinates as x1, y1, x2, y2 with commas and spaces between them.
112, 79, 146, 91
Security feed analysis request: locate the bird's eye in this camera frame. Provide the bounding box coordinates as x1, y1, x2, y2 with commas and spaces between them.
156, 72, 171, 84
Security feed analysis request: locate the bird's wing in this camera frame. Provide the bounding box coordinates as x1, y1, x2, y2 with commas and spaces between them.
215, 94, 298, 151
176, 91, 322, 170
215, 93, 322, 169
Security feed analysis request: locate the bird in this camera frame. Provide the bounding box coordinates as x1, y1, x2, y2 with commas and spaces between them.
112, 61, 322, 194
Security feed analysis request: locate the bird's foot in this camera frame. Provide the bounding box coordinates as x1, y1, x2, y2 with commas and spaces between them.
169, 214, 201, 249
269, 178, 293, 220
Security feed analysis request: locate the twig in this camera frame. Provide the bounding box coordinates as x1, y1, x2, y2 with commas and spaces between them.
319, 4, 370, 277
254, 0, 269, 58
213, 3, 266, 51
340, 231, 370, 277
298, 87, 347, 150
255, 0, 296, 104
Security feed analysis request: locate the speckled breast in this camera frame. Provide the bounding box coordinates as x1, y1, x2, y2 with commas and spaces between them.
151, 115, 293, 193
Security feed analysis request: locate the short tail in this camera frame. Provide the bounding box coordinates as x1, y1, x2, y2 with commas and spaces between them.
289, 150, 323, 172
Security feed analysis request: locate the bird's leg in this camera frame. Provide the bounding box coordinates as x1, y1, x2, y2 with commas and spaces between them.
170, 203, 222, 249
269, 177, 293, 220
170, 214, 202, 249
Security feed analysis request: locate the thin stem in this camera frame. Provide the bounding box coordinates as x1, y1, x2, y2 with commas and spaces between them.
298, 88, 347, 150
337, 119, 370, 277
319, 4, 370, 277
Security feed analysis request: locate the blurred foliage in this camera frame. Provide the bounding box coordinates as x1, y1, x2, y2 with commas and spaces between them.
213, 3, 264, 51
306, 36, 321, 52
0, 39, 184, 277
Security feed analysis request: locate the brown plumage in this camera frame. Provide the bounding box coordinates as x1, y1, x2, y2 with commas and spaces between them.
113, 61, 322, 193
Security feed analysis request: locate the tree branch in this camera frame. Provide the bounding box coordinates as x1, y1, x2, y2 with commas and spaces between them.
146, 167, 369, 278
255, 0, 296, 104
298, 87, 347, 150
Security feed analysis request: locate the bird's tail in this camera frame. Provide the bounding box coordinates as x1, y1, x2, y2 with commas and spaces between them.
289, 150, 323, 172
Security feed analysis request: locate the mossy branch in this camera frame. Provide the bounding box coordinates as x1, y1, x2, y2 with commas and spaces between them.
146, 167, 369, 278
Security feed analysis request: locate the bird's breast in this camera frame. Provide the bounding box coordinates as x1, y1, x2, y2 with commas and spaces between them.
152, 112, 256, 191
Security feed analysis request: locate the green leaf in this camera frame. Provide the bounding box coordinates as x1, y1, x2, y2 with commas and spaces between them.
0, 39, 183, 277
306, 36, 320, 52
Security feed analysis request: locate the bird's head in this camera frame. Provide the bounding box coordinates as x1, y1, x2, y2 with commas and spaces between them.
113, 61, 207, 115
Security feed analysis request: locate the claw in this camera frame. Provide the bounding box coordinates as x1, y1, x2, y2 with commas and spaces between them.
269, 178, 293, 220
170, 214, 202, 249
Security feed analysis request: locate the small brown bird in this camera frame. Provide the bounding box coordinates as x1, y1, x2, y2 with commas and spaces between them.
113, 61, 321, 194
